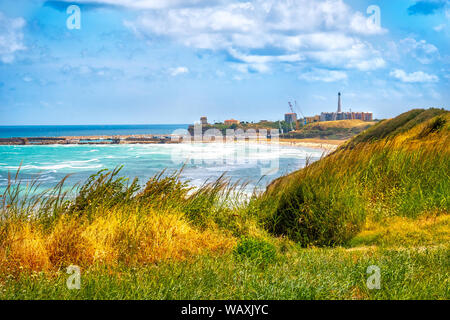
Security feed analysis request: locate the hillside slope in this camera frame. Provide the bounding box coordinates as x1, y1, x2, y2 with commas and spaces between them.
264, 108, 449, 246
282, 119, 375, 140
344, 108, 448, 147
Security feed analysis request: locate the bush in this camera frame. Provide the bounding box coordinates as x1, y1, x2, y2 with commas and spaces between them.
267, 179, 365, 246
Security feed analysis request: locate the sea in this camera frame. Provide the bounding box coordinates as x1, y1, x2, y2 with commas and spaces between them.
0, 125, 325, 193
0, 124, 190, 138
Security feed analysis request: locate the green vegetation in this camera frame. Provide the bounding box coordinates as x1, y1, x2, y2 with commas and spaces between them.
281, 119, 375, 140
204, 120, 292, 135
265, 109, 449, 246
0, 108, 449, 300
346, 108, 447, 146
234, 237, 277, 266
2, 247, 448, 300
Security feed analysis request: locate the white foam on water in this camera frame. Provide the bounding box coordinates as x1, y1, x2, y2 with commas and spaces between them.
3, 159, 102, 171
0, 143, 326, 190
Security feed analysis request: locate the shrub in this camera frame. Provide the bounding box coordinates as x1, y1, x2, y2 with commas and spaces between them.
267, 178, 365, 246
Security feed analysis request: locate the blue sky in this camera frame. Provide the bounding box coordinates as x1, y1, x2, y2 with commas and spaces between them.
0, 0, 449, 125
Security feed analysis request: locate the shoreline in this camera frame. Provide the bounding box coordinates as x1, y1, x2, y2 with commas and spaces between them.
0, 134, 344, 151
278, 138, 345, 151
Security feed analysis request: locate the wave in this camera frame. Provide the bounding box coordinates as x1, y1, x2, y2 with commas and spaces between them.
2, 159, 102, 171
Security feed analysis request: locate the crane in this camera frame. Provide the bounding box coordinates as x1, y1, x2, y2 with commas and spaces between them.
295, 101, 306, 119
288, 101, 300, 131
288, 101, 295, 114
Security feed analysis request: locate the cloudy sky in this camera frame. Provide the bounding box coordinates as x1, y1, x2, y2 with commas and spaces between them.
0, 0, 449, 125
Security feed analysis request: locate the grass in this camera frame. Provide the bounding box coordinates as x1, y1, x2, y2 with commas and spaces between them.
348, 214, 450, 248
0, 108, 449, 300
265, 110, 449, 246
1, 246, 447, 300
281, 120, 375, 140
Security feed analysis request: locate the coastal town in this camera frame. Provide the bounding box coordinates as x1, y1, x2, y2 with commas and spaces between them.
0, 93, 373, 146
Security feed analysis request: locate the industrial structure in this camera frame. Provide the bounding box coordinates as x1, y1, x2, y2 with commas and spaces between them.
300, 92, 373, 125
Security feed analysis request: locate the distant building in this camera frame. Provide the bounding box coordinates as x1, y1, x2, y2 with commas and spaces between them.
224, 119, 240, 126
320, 111, 373, 122
318, 93, 373, 122
284, 113, 297, 124
304, 115, 320, 124
320, 112, 334, 122
200, 116, 208, 125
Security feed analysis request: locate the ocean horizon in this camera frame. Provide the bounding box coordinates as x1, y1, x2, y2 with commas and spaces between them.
0, 124, 190, 138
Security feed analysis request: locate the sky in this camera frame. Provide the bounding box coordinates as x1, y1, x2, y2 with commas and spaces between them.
0, 0, 449, 125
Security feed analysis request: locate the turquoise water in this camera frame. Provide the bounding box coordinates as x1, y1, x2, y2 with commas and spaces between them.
0, 124, 189, 138
0, 143, 324, 192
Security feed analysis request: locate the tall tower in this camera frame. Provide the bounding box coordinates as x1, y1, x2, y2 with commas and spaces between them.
337, 92, 342, 113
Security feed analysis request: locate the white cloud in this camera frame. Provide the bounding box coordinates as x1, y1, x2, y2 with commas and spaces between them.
299, 69, 348, 82
0, 12, 26, 63
228, 48, 303, 73
60, 65, 124, 80
169, 66, 189, 76
56, 0, 219, 9
347, 57, 386, 71
434, 24, 446, 32
389, 69, 438, 83
399, 38, 439, 64
124, 0, 387, 73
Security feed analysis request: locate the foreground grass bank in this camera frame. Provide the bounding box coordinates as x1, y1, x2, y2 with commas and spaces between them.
2, 245, 448, 300
1, 108, 449, 300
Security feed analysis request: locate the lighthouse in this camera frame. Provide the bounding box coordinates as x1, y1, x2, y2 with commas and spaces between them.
337, 92, 342, 113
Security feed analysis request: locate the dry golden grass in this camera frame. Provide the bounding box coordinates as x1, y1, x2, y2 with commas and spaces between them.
0, 208, 235, 273
350, 214, 450, 248
1, 222, 51, 273
303, 120, 375, 129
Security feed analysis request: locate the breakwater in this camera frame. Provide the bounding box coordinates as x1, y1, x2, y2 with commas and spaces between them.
0, 135, 177, 145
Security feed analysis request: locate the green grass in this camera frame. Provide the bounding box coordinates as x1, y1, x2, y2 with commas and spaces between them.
1, 246, 448, 300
